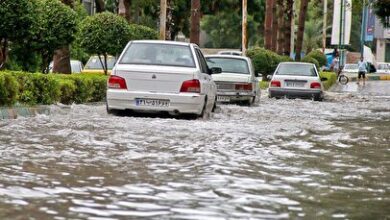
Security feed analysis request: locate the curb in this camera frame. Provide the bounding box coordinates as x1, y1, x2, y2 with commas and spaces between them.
0, 106, 50, 120
346, 74, 390, 81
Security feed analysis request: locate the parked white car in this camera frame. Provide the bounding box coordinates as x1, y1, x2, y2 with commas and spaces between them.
49, 60, 83, 73
106, 40, 220, 118
205, 55, 260, 105
217, 51, 242, 56
268, 62, 325, 101
342, 63, 359, 74
376, 62, 390, 74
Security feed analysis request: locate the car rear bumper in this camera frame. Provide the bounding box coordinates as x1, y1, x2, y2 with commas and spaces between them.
107, 90, 205, 115
269, 88, 323, 99
216, 91, 255, 102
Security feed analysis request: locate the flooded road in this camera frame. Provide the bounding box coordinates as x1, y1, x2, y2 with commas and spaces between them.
0, 90, 389, 219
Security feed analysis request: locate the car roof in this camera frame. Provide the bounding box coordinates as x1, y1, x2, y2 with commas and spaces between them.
205, 54, 250, 61
131, 40, 193, 47
279, 62, 314, 66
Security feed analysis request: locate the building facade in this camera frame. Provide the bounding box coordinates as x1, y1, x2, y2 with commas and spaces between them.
374, 18, 390, 62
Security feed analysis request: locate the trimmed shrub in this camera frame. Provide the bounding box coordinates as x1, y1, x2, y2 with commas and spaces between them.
320, 71, 337, 90
246, 47, 293, 80
0, 72, 19, 106
129, 24, 158, 40
306, 50, 327, 67
301, 56, 320, 69
58, 79, 77, 105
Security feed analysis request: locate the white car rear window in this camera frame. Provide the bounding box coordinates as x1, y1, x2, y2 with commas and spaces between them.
120, 43, 196, 68
276, 64, 317, 76
206, 57, 249, 74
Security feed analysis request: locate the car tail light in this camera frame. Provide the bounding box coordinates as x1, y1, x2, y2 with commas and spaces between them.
180, 79, 201, 93
270, 80, 281, 87
235, 83, 252, 91
108, 75, 127, 89
310, 82, 321, 89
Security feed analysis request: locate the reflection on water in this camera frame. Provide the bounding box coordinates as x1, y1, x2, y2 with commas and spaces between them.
0, 95, 389, 219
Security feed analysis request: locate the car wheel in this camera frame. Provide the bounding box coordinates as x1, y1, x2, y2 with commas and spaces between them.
212, 96, 217, 112
199, 97, 209, 119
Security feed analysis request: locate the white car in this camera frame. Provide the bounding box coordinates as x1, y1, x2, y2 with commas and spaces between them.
217, 51, 242, 56
268, 62, 325, 101
342, 63, 359, 74
376, 62, 390, 74
49, 60, 83, 73
106, 40, 220, 118
205, 55, 260, 105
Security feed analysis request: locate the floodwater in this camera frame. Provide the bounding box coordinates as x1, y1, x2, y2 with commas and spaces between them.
0, 91, 389, 219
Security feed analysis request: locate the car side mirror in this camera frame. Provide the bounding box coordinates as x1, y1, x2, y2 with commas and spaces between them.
320, 77, 327, 81
254, 72, 259, 77
210, 67, 222, 74
266, 75, 273, 80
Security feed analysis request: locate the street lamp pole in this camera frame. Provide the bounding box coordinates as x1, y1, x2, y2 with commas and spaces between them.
360, 0, 367, 58
322, 0, 327, 52
338, 0, 345, 65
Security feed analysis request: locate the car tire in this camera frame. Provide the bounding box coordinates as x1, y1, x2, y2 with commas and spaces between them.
199, 97, 208, 119
212, 97, 217, 112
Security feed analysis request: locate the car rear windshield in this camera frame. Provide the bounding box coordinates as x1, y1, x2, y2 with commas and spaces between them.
276, 63, 317, 76
206, 57, 249, 74
344, 64, 358, 70
119, 43, 196, 68
85, 57, 116, 70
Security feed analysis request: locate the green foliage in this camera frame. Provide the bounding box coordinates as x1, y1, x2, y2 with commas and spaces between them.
0, 71, 108, 106
79, 12, 131, 57
0, 0, 36, 41
34, 0, 78, 72
319, 71, 337, 90
306, 50, 327, 67
373, 0, 390, 27
0, 72, 18, 106
246, 47, 292, 79
129, 24, 158, 40
301, 56, 320, 69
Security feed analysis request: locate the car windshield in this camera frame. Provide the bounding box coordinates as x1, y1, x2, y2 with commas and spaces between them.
119, 43, 196, 67
85, 56, 116, 70
344, 64, 358, 70
206, 57, 249, 74
377, 64, 389, 70
276, 63, 317, 76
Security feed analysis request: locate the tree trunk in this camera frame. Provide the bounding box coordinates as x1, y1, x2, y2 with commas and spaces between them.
52, 0, 74, 74
52, 46, 72, 74
166, 0, 174, 40
0, 38, 7, 70
295, 0, 310, 60
118, 0, 131, 22
264, 0, 274, 50
95, 0, 105, 13
190, 0, 201, 45
271, 1, 278, 51
284, 0, 293, 56
276, 0, 284, 54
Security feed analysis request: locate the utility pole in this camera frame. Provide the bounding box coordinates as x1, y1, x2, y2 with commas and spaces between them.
159, 0, 167, 40
360, 0, 367, 58
190, 0, 200, 45
338, 0, 345, 65
242, 0, 248, 55
322, 0, 327, 52
290, 0, 295, 58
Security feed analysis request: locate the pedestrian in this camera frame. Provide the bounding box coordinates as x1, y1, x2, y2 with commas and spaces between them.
357, 57, 367, 85
331, 55, 340, 75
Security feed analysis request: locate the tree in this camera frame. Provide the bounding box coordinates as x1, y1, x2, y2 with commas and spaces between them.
190, 0, 201, 45
118, 0, 132, 22
295, 0, 310, 60
0, 0, 36, 69
283, 0, 293, 55
79, 12, 131, 75
52, 0, 75, 74
373, 0, 390, 28
264, 0, 274, 50
34, 0, 77, 73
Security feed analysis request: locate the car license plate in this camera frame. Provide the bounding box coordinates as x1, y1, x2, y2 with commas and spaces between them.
135, 99, 170, 107
285, 82, 304, 87
217, 96, 230, 102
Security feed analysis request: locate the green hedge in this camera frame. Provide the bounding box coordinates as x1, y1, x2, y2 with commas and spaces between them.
301, 56, 320, 69
319, 71, 337, 90
246, 47, 292, 79
0, 71, 107, 106
306, 50, 327, 67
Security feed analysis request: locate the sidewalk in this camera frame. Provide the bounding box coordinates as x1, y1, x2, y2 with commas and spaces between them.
344, 73, 390, 81
0, 106, 50, 119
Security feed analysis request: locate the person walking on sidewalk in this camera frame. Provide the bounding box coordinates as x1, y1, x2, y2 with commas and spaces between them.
357, 57, 367, 85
